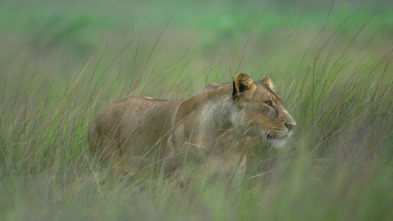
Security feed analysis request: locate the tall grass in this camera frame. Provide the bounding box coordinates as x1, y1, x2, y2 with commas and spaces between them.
1, 0, 393, 220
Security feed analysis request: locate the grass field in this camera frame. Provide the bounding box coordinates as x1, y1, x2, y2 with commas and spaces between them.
1, 0, 393, 220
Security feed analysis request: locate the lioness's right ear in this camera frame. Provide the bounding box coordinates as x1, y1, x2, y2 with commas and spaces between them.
260, 76, 274, 89
232, 73, 256, 101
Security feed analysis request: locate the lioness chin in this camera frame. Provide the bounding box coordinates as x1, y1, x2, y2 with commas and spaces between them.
88, 73, 296, 178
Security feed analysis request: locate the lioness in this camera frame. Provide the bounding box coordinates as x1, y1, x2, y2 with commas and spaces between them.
88, 73, 296, 177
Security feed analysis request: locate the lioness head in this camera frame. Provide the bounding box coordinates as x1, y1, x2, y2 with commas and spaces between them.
231, 73, 296, 148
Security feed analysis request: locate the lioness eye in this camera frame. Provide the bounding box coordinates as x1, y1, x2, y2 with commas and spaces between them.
265, 100, 273, 107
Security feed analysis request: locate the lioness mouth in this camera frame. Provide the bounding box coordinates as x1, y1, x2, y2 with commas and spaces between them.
266, 133, 288, 140
266, 133, 275, 139
266, 133, 289, 148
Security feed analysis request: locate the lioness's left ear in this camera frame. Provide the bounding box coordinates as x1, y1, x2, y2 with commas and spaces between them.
260, 76, 274, 89
232, 73, 256, 101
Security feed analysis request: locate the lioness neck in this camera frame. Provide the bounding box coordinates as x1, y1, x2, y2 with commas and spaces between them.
177, 84, 236, 135
200, 92, 234, 130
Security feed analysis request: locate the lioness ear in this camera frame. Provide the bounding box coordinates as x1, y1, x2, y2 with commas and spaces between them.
260, 76, 274, 89
232, 73, 256, 101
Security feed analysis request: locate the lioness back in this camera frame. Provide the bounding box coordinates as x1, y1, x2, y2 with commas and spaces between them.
88, 97, 180, 164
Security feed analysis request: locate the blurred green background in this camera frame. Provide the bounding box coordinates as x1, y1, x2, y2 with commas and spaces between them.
1, 0, 392, 77
1, 0, 392, 220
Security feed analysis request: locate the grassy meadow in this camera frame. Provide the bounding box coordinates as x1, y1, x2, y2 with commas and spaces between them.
1, 0, 393, 220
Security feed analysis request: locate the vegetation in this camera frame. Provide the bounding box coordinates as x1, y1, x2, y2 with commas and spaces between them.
1, 0, 392, 220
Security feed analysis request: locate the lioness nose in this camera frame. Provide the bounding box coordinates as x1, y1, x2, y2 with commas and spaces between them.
284, 122, 295, 132
283, 115, 296, 132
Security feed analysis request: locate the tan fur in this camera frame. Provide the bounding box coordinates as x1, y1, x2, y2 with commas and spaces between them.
88, 73, 296, 177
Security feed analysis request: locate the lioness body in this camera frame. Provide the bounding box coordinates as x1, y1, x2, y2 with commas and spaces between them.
88, 74, 296, 176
